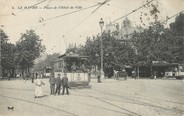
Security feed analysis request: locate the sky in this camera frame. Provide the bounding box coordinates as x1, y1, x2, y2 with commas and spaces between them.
0, 0, 184, 55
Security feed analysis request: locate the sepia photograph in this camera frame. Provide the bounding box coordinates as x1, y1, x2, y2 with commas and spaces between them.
0, 0, 184, 116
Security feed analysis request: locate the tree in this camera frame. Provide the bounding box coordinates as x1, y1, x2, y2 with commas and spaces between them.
0, 29, 9, 43
33, 53, 60, 72
132, 22, 167, 64
15, 30, 45, 78
0, 29, 17, 78
83, 33, 136, 69
1, 43, 16, 78
170, 13, 184, 35
169, 13, 184, 63
132, 17, 184, 64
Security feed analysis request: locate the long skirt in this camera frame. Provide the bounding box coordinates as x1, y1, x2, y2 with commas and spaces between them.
35, 86, 43, 97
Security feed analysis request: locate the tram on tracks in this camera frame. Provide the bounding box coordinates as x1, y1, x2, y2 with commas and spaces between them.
54, 53, 90, 87
164, 63, 184, 79
43, 66, 53, 77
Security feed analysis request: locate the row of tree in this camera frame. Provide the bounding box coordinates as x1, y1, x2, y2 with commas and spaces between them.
1, 13, 183, 79
0, 30, 45, 79
66, 13, 184, 70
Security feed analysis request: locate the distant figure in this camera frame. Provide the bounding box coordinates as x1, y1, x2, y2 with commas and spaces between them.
49, 73, 56, 95
34, 75, 45, 98
71, 62, 77, 71
55, 74, 62, 95
87, 69, 91, 82
173, 67, 178, 77
153, 71, 157, 79
132, 69, 136, 79
114, 70, 119, 80
36, 72, 38, 78
8, 73, 10, 81
119, 69, 127, 80
31, 73, 34, 83
61, 73, 69, 95
96, 69, 101, 83
80, 64, 87, 72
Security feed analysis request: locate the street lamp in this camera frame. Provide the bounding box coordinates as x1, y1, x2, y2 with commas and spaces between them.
99, 18, 104, 79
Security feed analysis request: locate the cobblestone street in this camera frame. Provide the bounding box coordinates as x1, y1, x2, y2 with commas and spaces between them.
0, 78, 183, 116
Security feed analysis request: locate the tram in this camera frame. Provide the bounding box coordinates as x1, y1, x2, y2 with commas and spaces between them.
43, 66, 53, 77
54, 53, 90, 87
164, 63, 184, 79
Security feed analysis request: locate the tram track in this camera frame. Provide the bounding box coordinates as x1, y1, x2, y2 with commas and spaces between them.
72, 89, 142, 116
72, 88, 184, 114
91, 86, 184, 106
0, 85, 183, 115
0, 86, 183, 109
0, 86, 183, 106
0, 94, 79, 116
0, 87, 131, 115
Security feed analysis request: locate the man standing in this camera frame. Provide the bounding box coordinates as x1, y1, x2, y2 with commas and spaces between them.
49, 73, 55, 95
96, 69, 101, 83
55, 74, 62, 95
61, 73, 69, 95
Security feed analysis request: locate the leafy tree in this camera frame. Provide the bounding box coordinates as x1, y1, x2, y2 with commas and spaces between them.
0, 29, 17, 78
132, 22, 166, 64
0, 29, 9, 43
15, 30, 45, 78
83, 33, 136, 69
169, 13, 184, 63
1, 43, 16, 78
33, 53, 60, 72
170, 13, 184, 35
132, 18, 184, 64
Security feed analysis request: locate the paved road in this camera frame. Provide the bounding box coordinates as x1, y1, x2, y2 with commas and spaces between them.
0, 78, 184, 116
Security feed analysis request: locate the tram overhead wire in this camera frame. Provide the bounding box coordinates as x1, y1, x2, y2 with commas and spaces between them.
66, 0, 110, 36
113, 0, 154, 22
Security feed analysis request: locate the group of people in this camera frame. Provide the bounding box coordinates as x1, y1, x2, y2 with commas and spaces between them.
34, 73, 69, 98
70, 63, 87, 72
49, 73, 69, 96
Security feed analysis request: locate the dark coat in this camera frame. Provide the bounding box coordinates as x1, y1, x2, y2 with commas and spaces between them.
55, 77, 62, 85
49, 77, 55, 85
62, 77, 68, 86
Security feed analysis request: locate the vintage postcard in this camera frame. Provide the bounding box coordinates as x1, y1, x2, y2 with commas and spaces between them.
0, 0, 184, 116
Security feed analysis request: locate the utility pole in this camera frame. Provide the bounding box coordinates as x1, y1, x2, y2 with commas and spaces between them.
99, 18, 105, 80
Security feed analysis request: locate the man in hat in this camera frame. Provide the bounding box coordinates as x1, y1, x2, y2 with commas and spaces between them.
49, 73, 56, 95
61, 73, 69, 95
96, 69, 101, 83
55, 74, 62, 95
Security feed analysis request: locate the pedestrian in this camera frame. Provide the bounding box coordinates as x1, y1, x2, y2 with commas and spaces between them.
8, 73, 10, 81
153, 71, 157, 80
132, 69, 136, 79
34, 75, 45, 98
114, 70, 119, 80
96, 69, 101, 83
31, 73, 34, 83
122, 69, 127, 80
61, 73, 69, 95
55, 74, 62, 95
49, 73, 56, 95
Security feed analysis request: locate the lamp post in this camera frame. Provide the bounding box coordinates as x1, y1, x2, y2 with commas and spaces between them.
99, 18, 104, 79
